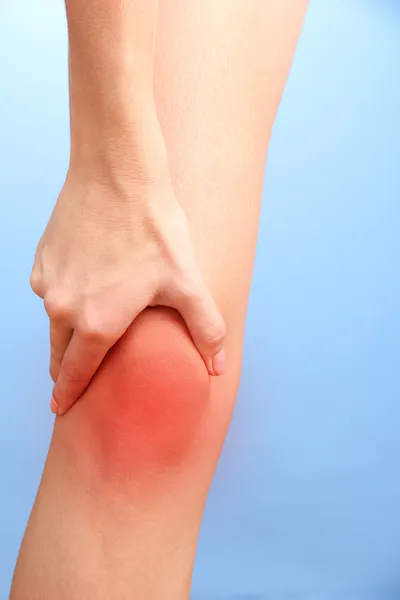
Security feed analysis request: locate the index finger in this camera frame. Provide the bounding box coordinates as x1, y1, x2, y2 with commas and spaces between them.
51, 330, 113, 415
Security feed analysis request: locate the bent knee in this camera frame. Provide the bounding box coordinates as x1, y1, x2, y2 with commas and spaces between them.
62, 308, 210, 481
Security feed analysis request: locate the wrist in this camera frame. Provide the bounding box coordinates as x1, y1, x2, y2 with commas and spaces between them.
69, 104, 171, 186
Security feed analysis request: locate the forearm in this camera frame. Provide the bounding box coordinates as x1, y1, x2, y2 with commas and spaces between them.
66, 0, 166, 173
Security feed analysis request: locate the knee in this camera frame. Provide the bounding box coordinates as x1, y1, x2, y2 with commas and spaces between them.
70, 307, 210, 480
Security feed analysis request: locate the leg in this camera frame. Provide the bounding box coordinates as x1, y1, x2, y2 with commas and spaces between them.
10, 2, 308, 598
12, 308, 225, 599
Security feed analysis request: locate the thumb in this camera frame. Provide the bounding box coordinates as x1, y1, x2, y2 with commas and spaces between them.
175, 278, 226, 376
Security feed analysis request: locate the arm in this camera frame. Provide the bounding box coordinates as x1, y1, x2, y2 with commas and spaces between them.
30, 0, 226, 415
66, 0, 165, 170
15, 2, 309, 598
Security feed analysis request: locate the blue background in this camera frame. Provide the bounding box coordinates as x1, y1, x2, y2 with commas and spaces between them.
1, 1, 399, 598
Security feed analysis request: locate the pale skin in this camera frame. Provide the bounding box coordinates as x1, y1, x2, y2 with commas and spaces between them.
30, 0, 227, 417
11, 1, 309, 598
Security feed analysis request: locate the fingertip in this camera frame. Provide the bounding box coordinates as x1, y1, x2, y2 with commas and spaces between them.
55, 400, 72, 416
204, 357, 215, 376
50, 396, 59, 415
211, 348, 226, 376
51, 391, 72, 416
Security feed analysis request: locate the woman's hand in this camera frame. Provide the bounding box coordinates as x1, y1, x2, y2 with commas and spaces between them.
30, 166, 226, 416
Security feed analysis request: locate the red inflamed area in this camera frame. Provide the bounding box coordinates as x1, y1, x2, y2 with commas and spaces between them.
70, 307, 211, 485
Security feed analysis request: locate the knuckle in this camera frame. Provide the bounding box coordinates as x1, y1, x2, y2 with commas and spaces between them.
77, 316, 112, 345
49, 362, 58, 383
29, 269, 43, 297
177, 273, 202, 302
44, 291, 74, 321
49, 336, 59, 355
204, 321, 226, 349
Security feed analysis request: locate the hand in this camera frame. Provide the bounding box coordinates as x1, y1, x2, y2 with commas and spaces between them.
30, 167, 226, 415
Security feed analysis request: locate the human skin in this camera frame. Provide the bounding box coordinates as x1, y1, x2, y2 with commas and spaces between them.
12, 308, 228, 599
11, 1, 309, 598
31, 0, 227, 416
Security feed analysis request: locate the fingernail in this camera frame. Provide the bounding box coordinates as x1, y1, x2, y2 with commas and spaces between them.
50, 396, 59, 415
212, 348, 226, 376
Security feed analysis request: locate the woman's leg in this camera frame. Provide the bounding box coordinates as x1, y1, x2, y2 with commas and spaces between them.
10, 2, 308, 598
